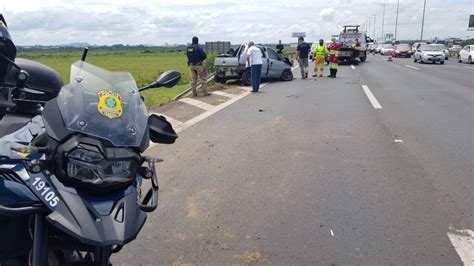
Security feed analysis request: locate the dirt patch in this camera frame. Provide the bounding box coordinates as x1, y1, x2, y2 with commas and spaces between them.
239, 251, 271, 265
223, 229, 235, 239
187, 201, 201, 219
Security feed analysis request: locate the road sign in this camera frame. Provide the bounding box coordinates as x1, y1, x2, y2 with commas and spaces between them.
292, 32, 306, 38
468, 14, 474, 31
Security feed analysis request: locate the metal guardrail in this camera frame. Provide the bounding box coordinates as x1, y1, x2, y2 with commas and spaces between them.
173, 73, 216, 100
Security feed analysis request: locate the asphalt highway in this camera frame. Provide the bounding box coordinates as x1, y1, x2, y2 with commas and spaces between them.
113, 55, 473, 265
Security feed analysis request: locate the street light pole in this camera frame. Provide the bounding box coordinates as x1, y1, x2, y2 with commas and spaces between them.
373, 15, 377, 40
368, 18, 371, 37
381, 4, 386, 40
395, 0, 400, 40
420, 0, 427, 41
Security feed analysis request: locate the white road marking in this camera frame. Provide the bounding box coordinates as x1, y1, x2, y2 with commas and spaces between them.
148, 86, 259, 150
361, 85, 383, 109
463, 66, 474, 70
448, 227, 474, 266
394, 139, 404, 143
330, 230, 335, 237
405, 65, 420, 70
179, 97, 215, 111
351, 65, 355, 69
211, 90, 237, 99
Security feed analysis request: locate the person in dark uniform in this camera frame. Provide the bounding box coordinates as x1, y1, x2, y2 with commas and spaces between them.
186, 36, 208, 97
276, 40, 284, 58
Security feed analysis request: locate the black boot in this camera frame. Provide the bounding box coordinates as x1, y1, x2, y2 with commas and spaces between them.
333, 69, 337, 78
327, 69, 333, 78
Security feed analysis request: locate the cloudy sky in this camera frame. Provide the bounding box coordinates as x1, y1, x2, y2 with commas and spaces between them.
2, 0, 473, 45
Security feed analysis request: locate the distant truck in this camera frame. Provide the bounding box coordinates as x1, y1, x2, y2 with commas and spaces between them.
214, 44, 293, 86
338, 25, 367, 64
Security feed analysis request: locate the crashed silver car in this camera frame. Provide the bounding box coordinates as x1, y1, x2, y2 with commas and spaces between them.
214, 44, 293, 86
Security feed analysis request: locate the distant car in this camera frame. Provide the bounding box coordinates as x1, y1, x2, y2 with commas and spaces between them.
414, 44, 445, 64
368, 44, 377, 53
379, 44, 394, 56
375, 45, 383, 54
449, 45, 462, 53
392, 43, 412, 58
433, 44, 449, 60
412, 42, 426, 53
458, 45, 474, 64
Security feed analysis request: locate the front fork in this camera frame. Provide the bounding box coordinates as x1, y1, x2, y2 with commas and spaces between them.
30, 213, 49, 266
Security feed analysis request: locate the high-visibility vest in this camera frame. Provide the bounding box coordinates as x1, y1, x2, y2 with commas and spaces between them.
314, 45, 328, 57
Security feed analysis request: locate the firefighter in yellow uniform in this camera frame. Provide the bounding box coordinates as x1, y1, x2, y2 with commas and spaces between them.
328, 37, 339, 78
312, 39, 329, 78
352, 38, 361, 63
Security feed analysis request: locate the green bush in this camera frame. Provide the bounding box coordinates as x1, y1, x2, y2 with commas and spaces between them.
205, 53, 216, 73
461, 39, 474, 46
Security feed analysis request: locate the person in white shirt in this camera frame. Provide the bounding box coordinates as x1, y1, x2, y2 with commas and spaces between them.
246, 41, 263, 92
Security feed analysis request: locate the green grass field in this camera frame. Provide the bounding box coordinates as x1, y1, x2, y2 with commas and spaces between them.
17, 49, 202, 110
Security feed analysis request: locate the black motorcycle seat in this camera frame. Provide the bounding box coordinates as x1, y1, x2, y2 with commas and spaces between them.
0, 114, 32, 138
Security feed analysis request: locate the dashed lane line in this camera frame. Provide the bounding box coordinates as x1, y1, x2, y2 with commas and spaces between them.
405, 65, 421, 70
361, 85, 382, 109
351, 65, 355, 69
463, 66, 474, 70
179, 97, 215, 111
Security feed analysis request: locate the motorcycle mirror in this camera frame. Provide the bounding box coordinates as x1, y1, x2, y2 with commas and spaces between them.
139, 70, 181, 91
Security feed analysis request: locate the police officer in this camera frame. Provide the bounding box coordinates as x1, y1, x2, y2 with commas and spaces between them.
186, 36, 208, 97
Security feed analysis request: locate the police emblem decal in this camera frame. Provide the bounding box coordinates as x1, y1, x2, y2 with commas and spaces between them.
97, 91, 123, 119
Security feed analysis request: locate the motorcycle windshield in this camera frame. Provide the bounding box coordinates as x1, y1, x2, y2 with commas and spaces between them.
57, 61, 147, 146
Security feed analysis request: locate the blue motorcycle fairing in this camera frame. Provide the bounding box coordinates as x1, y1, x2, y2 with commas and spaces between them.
42, 174, 147, 247
0, 179, 40, 207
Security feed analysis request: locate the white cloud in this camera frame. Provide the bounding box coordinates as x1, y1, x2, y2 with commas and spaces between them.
1, 0, 473, 45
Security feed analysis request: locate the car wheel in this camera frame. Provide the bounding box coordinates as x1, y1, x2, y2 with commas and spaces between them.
440, 61, 444, 64
469, 56, 473, 64
414, 57, 417, 63
241, 69, 251, 86
214, 75, 226, 84
280, 69, 293, 81
420, 59, 424, 64
458, 56, 462, 63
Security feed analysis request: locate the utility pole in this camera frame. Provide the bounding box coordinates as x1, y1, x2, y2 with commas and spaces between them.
373, 15, 377, 40
381, 4, 386, 40
420, 0, 427, 41
368, 18, 371, 37
395, 0, 400, 40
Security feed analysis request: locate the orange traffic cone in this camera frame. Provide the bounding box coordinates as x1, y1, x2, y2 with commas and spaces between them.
387, 55, 393, 61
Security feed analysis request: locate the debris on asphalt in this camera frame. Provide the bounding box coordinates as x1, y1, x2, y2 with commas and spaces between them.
330, 230, 335, 237
239, 251, 269, 264
259, 109, 264, 112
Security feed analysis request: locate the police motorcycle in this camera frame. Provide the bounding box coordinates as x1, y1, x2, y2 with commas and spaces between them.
0, 14, 181, 265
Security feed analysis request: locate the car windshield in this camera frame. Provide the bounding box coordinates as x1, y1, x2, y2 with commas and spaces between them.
57, 60, 148, 146
396, 44, 410, 49
421, 45, 441, 51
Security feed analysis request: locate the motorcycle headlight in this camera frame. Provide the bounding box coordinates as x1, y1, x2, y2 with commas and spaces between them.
66, 148, 136, 188
55, 135, 141, 193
